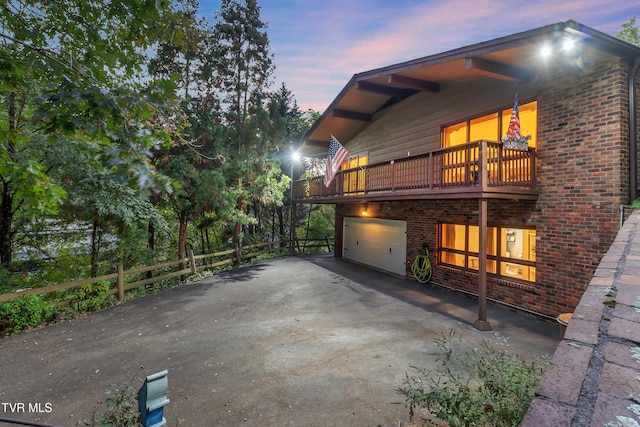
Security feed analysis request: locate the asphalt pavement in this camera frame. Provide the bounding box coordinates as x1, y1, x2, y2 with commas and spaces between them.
0, 254, 560, 427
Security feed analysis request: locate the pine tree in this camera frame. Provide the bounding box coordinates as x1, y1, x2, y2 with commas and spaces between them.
212, 0, 277, 244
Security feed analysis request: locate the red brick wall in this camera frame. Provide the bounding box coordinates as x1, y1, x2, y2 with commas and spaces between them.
334, 59, 632, 319
533, 59, 628, 315
337, 200, 549, 313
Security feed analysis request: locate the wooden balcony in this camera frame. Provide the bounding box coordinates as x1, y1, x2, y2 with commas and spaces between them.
293, 140, 538, 203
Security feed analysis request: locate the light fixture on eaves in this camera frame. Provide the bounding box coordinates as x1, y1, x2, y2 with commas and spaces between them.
539, 35, 581, 59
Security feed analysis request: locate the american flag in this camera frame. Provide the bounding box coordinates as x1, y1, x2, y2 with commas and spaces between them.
506, 96, 522, 139
324, 135, 349, 187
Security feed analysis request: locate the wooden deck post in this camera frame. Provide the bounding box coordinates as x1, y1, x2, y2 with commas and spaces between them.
474, 197, 492, 331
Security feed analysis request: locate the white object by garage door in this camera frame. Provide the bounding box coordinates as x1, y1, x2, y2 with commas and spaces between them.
343, 217, 407, 276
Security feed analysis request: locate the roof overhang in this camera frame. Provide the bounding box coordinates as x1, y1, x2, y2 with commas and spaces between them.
299, 20, 640, 156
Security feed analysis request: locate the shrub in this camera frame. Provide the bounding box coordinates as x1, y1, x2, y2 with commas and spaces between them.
397, 330, 548, 427
74, 281, 114, 312
0, 295, 56, 335
53, 280, 114, 313
0, 264, 30, 294
81, 378, 140, 427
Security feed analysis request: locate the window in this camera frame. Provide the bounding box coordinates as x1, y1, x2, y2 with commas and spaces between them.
342, 153, 368, 194
440, 101, 537, 184
443, 101, 537, 148
438, 223, 536, 282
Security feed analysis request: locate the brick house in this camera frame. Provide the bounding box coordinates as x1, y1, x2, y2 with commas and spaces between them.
293, 20, 640, 329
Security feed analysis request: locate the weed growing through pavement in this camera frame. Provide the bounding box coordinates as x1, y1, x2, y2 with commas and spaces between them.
80, 376, 140, 427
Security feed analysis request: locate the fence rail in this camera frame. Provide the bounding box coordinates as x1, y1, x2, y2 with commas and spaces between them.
295, 237, 334, 253
0, 241, 290, 305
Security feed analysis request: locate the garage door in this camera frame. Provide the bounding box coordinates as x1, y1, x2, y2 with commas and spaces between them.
343, 217, 407, 276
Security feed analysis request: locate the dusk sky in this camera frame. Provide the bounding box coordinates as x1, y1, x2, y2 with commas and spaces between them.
199, 1, 639, 113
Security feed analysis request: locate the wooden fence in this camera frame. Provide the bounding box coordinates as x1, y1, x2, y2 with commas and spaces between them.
295, 237, 334, 253
0, 241, 291, 305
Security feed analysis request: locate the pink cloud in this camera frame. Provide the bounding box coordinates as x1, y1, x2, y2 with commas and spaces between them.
266, 0, 637, 112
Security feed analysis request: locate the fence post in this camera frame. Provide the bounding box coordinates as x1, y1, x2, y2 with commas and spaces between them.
235, 243, 242, 264
189, 250, 197, 274
326, 237, 332, 252
117, 263, 124, 301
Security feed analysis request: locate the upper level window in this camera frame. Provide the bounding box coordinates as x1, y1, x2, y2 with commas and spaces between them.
443, 101, 537, 148
342, 153, 368, 194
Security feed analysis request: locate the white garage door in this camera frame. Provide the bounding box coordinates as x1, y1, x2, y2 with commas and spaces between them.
343, 217, 407, 276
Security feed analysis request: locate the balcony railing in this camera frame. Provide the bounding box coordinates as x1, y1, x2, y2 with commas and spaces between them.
294, 140, 537, 201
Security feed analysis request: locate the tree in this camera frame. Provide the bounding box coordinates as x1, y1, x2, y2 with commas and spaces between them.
0, 1, 182, 267
147, 0, 238, 267
214, 0, 274, 137
45, 140, 166, 276
266, 83, 305, 242
212, 0, 280, 244
617, 17, 640, 46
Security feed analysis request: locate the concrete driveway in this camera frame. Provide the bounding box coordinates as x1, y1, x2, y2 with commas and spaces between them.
0, 254, 559, 426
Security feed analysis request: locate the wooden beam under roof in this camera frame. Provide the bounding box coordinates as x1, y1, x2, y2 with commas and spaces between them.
332, 109, 372, 122
355, 81, 416, 98
388, 74, 440, 92
465, 57, 530, 83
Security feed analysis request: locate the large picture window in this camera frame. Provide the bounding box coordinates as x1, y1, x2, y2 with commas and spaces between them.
438, 223, 536, 282
440, 101, 537, 184
443, 101, 537, 148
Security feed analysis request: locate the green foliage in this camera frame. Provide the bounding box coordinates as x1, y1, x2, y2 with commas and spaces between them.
618, 17, 640, 46
252, 250, 286, 262
299, 205, 335, 240
397, 331, 548, 426
0, 0, 184, 267
631, 198, 640, 209
66, 281, 114, 313
148, 276, 182, 293
30, 247, 92, 286
184, 270, 217, 284
81, 378, 140, 427
3, 0, 317, 305
0, 295, 56, 335
0, 265, 29, 294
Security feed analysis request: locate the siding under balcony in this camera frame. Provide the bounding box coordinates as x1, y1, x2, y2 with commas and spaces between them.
294, 140, 538, 203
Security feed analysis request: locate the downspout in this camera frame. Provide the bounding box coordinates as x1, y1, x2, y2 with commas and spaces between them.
629, 57, 640, 204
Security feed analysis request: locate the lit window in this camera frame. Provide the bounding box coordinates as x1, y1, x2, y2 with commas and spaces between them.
470, 113, 499, 142
342, 153, 368, 195
443, 122, 467, 147
443, 101, 537, 148
438, 224, 536, 282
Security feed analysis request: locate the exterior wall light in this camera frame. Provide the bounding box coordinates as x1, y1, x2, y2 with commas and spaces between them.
540, 37, 579, 58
